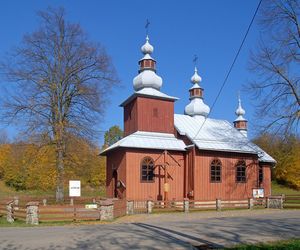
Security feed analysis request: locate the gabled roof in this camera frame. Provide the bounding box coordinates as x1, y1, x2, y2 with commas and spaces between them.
100, 131, 186, 155
120, 87, 178, 107
174, 114, 276, 164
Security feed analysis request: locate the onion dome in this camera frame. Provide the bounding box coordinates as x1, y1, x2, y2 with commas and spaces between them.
235, 97, 246, 121
184, 67, 210, 117
233, 95, 248, 137
133, 36, 163, 91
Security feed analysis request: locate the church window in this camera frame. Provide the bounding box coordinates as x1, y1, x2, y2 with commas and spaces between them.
210, 159, 222, 182
236, 161, 246, 182
141, 157, 154, 182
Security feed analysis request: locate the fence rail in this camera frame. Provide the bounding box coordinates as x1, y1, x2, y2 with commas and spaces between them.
284, 195, 300, 209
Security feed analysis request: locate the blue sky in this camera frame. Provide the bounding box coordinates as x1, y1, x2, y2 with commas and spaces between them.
0, 0, 262, 144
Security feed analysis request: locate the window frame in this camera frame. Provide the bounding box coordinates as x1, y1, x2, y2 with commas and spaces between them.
140, 157, 155, 183
210, 159, 222, 183
236, 160, 247, 183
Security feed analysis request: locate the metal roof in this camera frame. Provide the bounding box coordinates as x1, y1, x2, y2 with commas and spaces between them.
120, 87, 178, 107
100, 131, 186, 155
174, 114, 276, 163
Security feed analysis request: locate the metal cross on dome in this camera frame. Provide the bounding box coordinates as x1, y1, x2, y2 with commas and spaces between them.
193, 54, 198, 66
145, 19, 150, 35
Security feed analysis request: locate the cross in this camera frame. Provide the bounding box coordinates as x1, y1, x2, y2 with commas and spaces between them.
193, 54, 198, 66
145, 19, 150, 35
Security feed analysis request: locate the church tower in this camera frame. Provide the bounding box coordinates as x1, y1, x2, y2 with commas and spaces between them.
120, 36, 178, 136
184, 67, 210, 117
233, 95, 248, 137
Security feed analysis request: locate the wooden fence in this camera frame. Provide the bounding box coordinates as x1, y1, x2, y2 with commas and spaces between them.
0, 200, 7, 217
154, 200, 184, 212
284, 195, 300, 209
39, 205, 100, 222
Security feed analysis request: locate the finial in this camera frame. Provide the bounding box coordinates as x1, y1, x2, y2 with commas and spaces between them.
145, 19, 150, 36
235, 93, 246, 117
193, 55, 198, 67
141, 35, 154, 55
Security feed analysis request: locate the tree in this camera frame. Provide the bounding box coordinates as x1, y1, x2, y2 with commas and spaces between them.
0, 7, 118, 201
103, 125, 123, 147
248, 0, 300, 135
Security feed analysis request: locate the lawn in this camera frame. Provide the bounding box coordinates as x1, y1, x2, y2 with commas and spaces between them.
271, 181, 300, 196
226, 239, 300, 250
0, 181, 106, 200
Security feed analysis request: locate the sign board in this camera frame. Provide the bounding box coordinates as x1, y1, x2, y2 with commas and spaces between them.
85, 204, 97, 209
253, 188, 264, 198
69, 180, 81, 197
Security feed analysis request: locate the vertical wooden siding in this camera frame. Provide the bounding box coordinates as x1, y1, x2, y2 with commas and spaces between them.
106, 149, 126, 199
124, 96, 175, 136
125, 149, 185, 201
193, 151, 268, 200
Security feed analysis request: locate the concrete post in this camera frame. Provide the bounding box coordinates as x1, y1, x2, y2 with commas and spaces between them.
13, 196, 19, 207
6, 200, 14, 223
26, 202, 39, 225
98, 200, 114, 221
183, 198, 189, 213
280, 195, 284, 209
126, 200, 134, 215
70, 198, 74, 206
248, 198, 254, 209
147, 200, 154, 214
266, 197, 270, 209
42, 199, 47, 206
216, 199, 222, 211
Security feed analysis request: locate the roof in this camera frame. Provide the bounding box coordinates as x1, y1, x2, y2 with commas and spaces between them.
100, 131, 186, 155
120, 87, 178, 107
174, 114, 276, 163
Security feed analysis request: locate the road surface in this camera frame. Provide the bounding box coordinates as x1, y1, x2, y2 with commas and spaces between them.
0, 209, 299, 249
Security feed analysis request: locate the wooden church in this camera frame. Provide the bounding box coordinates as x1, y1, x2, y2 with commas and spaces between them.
101, 36, 276, 201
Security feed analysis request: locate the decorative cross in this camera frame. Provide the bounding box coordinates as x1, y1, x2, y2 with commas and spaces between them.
145, 19, 150, 35
193, 54, 198, 66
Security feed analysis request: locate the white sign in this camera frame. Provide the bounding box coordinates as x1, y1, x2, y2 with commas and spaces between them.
253, 188, 264, 198
85, 204, 97, 209
69, 180, 81, 197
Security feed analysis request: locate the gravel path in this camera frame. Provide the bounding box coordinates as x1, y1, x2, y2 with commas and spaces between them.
0, 209, 299, 249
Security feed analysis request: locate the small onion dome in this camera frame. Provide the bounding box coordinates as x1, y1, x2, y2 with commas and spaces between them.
190, 67, 202, 84
133, 70, 162, 91
235, 97, 246, 121
141, 35, 153, 55
185, 98, 210, 117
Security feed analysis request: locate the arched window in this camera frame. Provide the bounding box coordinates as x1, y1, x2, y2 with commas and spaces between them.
141, 157, 154, 182
236, 160, 246, 182
210, 159, 222, 182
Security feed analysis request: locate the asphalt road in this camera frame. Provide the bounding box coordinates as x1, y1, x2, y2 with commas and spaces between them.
0, 210, 299, 249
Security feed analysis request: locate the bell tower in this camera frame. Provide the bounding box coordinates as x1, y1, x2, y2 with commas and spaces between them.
233, 95, 248, 137
121, 36, 178, 136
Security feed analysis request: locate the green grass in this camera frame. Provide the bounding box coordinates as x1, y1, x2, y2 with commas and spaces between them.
0, 181, 105, 200
271, 181, 300, 196
225, 239, 300, 250
0, 216, 28, 227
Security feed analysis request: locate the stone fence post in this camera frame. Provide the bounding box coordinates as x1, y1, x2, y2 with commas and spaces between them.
183, 198, 189, 213
6, 200, 14, 223
26, 202, 39, 225
216, 199, 222, 211
147, 200, 154, 214
248, 198, 253, 209
126, 200, 134, 215
97, 200, 114, 221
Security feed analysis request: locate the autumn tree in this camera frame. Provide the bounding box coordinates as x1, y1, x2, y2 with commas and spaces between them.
103, 125, 123, 147
0, 8, 118, 201
248, 0, 300, 135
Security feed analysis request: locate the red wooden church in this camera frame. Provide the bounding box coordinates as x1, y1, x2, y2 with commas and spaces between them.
101, 36, 276, 201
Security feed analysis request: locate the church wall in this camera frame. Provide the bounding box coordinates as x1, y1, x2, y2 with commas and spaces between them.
124, 98, 138, 136
259, 164, 272, 197
124, 96, 174, 136
106, 149, 126, 199
125, 148, 185, 201
194, 150, 265, 200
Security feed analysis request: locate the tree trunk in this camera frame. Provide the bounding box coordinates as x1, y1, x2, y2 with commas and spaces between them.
55, 139, 65, 202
